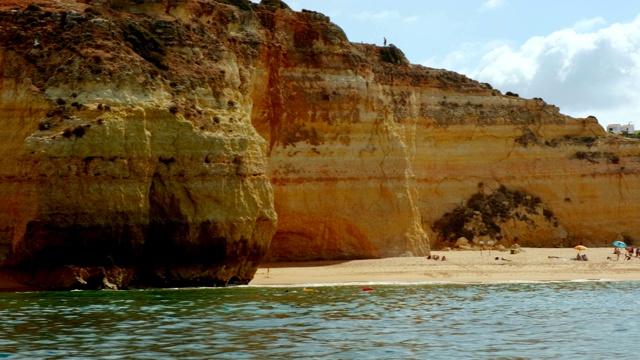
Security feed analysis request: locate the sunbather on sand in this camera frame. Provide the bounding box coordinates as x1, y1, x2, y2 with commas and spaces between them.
614, 248, 621, 261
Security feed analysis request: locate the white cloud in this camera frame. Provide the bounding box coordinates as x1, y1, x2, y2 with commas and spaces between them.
572, 17, 606, 33
404, 15, 420, 23
480, 0, 506, 11
424, 40, 510, 75
452, 16, 640, 126
352, 10, 399, 21
351, 10, 417, 23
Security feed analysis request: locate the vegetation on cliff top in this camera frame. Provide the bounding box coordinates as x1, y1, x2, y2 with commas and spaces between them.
261, 0, 291, 10
214, 0, 290, 10
379, 44, 409, 65
215, 0, 254, 11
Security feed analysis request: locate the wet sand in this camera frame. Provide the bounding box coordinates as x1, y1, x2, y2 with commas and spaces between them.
0, 273, 42, 293
251, 247, 640, 285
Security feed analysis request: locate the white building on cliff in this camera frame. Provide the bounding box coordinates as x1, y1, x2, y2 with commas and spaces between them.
607, 122, 634, 134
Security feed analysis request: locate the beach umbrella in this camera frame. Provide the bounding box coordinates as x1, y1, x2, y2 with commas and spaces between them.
613, 241, 627, 248
574, 245, 587, 251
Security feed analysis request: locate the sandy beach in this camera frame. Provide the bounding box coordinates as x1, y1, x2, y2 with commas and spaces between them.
1, 248, 638, 291
251, 247, 640, 286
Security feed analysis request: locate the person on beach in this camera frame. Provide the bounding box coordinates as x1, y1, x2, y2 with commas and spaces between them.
613, 247, 621, 260
510, 236, 525, 252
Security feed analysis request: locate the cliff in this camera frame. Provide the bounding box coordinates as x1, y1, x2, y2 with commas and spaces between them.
0, 0, 639, 289
248, 5, 640, 256
0, 0, 279, 289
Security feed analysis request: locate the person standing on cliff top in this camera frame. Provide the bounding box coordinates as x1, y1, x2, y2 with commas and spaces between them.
384, 37, 387, 46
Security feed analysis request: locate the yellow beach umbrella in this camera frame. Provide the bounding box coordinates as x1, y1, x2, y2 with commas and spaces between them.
574, 245, 587, 251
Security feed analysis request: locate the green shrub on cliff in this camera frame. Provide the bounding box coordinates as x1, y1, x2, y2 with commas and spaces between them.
572, 151, 619, 164
514, 128, 539, 147
122, 21, 168, 70
261, 0, 291, 9
216, 0, 254, 10
379, 44, 408, 65
432, 185, 554, 243
26, 3, 42, 11
85, 6, 102, 16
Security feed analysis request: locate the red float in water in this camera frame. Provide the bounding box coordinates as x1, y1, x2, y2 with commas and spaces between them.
362, 287, 374, 291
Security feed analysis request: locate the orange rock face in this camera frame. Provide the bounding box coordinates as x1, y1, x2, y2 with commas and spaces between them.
0, 0, 639, 288
0, 0, 279, 289
249, 10, 431, 260
246, 4, 640, 255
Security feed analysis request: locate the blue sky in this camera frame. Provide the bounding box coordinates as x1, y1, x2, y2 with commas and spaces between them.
276, 0, 640, 128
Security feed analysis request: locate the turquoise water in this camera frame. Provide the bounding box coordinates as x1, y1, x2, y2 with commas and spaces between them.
0, 281, 638, 359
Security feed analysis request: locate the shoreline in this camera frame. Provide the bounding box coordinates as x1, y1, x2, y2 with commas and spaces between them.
246, 279, 632, 288
251, 247, 640, 286
1, 248, 638, 292
0, 273, 42, 293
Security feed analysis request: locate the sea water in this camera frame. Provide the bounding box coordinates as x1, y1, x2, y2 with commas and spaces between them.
0, 281, 638, 359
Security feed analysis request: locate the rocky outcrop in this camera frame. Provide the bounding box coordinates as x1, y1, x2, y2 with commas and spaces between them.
1, 0, 639, 289
0, 0, 277, 289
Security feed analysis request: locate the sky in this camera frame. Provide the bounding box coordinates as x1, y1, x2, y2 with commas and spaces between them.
275, 0, 640, 128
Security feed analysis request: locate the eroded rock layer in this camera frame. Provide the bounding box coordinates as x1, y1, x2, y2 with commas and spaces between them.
0, 0, 278, 289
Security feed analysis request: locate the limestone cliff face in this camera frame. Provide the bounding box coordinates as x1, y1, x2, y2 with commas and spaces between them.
0, 0, 432, 280
411, 91, 640, 248
244, 4, 640, 253
1, 0, 639, 289
0, 0, 277, 289
249, 11, 429, 260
